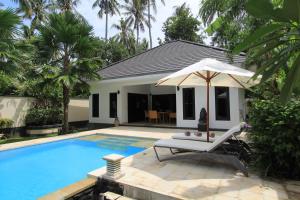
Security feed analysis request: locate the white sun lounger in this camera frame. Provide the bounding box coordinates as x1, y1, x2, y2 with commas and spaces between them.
153, 124, 249, 176
172, 133, 217, 142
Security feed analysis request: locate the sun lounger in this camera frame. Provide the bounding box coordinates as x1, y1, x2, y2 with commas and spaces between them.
153, 124, 249, 176
172, 133, 217, 142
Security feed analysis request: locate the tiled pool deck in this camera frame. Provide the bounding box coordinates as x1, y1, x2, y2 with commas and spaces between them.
1, 126, 298, 199
89, 148, 290, 200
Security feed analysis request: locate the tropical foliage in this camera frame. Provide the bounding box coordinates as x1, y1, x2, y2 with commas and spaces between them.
163, 3, 204, 43
37, 12, 101, 132
248, 88, 300, 178
233, 0, 300, 102
122, 0, 151, 45
93, 0, 120, 41
199, 0, 262, 50
144, 0, 164, 48
112, 18, 135, 52
25, 106, 63, 126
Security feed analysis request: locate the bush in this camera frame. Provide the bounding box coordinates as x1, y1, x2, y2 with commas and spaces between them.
25, 107, 63, 126
0, 118, 14, 129
249, 98, 300, 178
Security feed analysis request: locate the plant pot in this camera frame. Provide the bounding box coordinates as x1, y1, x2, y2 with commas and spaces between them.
114, 118, 120, 127
26, 124, 62, 135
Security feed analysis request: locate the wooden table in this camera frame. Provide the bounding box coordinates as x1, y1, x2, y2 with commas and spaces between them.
158, 112, 169, 123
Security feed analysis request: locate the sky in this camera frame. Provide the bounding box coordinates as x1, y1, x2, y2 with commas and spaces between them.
2, 0, 202, 47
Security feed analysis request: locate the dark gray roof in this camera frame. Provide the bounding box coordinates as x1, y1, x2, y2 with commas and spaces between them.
98, 40, 246, 80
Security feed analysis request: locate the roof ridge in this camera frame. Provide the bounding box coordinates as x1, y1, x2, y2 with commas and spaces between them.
176, 40, 246, 56
99, 40, 179, 71
99, 40, 245, 73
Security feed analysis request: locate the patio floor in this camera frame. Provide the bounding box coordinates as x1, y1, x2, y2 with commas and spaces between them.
1, 126, 295, 200
88, 127, 290, 200
89, 147, 289, 200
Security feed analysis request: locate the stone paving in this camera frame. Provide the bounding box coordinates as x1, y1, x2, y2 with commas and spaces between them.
0, 126, 180, 152
1, 126, 297, 200
89, 147, 291, 200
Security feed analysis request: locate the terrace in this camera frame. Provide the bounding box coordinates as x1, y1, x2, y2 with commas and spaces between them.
2, 126, 298, 200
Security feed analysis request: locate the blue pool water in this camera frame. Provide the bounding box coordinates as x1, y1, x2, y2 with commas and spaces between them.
0, 135, 151, 200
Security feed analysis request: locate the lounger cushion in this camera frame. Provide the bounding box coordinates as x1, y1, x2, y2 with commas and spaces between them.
172, 133, 216, 142
207, 124, 241, 152
154, 139, 213, 152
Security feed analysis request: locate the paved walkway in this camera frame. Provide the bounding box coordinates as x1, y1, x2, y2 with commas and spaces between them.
0, 126, 192, 151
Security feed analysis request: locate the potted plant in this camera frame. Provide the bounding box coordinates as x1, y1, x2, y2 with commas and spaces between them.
114, 115, 120, 127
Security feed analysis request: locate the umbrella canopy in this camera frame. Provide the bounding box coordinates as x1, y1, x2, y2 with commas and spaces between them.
156, 58, 260, 141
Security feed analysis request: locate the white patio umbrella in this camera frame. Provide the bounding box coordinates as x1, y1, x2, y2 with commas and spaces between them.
156, 58, 260, 142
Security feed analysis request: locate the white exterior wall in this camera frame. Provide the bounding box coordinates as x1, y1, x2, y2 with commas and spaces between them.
0, 97, 89, 127
68, 99, 89, 122
89, 74, 245, 129
0, 97, 34, 127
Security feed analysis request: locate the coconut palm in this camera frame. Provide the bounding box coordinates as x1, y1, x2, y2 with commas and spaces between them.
38, 12, 101, 132
111, 18, 134, 50
144, 0, 164, 48
122, 0, 151, 45
55, 0, 81, 12
92, 0, 120, 41
11, 0, 33, 17
29, 0, 52, 36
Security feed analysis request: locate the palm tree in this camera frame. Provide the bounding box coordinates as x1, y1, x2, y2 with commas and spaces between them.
111, 18, 134, 50
55, 0, 81, 12
38, 12, 100, 132
122, 0, 150, 45
11, 0, 33, 17
144, 0, 164, 48
0, 9, 21, 68
92, 0, 120, 41
29, 0, 52, 36
11, 0, 51, 38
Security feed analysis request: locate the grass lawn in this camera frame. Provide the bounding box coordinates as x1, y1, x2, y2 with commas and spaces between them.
0, 133, 59, 145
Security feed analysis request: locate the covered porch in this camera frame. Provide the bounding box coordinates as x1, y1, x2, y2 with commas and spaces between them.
122, 84, 177, 127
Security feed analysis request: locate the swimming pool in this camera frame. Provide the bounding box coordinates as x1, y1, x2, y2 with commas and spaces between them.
0, 134, 155, 200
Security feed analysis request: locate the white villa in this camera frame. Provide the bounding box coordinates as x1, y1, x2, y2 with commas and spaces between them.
89, 40, 246, 130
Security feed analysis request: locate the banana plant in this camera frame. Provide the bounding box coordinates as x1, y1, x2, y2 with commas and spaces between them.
233, 0, 300, 102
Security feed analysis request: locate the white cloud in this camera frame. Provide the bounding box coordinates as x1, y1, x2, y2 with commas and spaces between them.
76, 0, 201, 47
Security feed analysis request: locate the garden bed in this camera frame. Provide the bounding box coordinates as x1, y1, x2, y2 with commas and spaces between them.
26, 124, 62, 135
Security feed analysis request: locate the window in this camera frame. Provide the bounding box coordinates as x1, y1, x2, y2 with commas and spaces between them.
92, 94, 99, 118
182, 88, 195, 120
215, 87, 230, 121
110, 93, 117, 118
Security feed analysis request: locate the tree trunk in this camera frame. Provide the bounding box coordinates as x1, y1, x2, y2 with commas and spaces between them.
136, 25, 139, 46
62, 46, 70, 133
62, 83, 70, 133
105, 0, 108, 41
147, 0, 152, 49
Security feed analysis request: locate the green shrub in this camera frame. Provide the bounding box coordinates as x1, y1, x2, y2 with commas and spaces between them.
249, 98, 300, 178
0, 118, 14, 129
25, 107, 63, 126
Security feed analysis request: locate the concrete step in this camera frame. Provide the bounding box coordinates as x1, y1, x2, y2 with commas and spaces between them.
100, 191, 135, 200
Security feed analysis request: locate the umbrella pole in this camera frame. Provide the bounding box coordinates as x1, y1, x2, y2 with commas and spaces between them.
206, 80, 210, 142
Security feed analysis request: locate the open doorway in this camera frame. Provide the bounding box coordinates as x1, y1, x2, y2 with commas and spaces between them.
128, 93, 148, 123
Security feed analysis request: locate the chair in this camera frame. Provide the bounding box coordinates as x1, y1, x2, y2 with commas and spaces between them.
148, 110, 159, 123
153, 124, 250, 176
169, 112, 176, 123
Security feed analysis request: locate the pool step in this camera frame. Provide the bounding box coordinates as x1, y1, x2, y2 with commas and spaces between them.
100, 191, 135, 200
